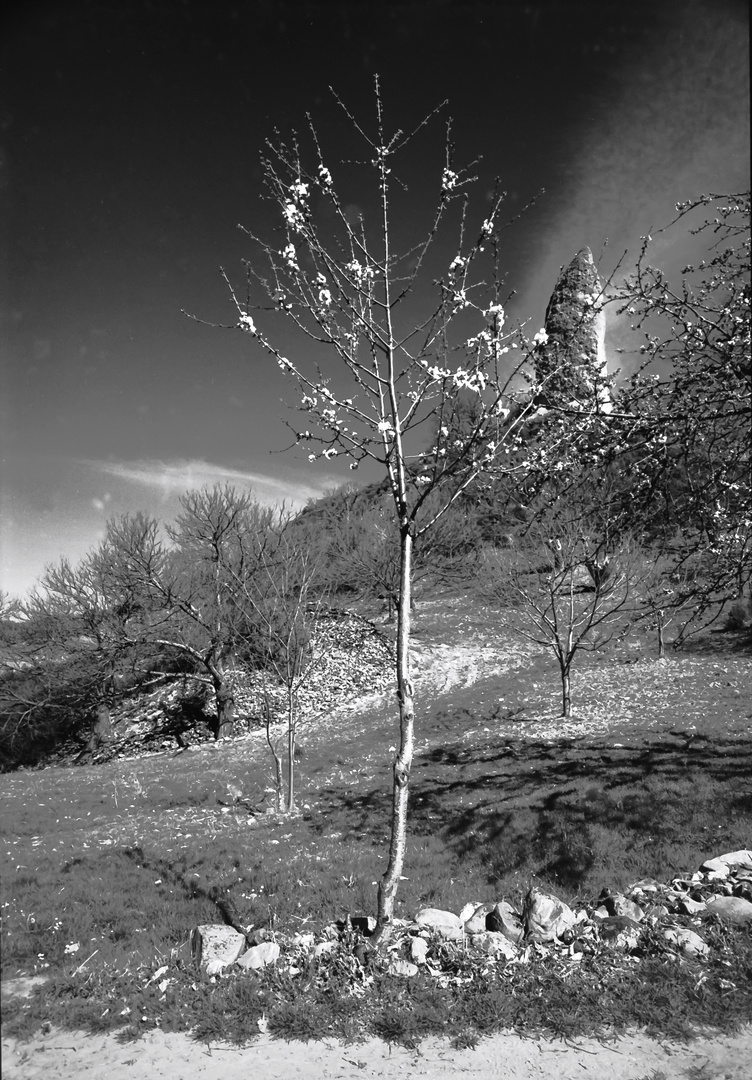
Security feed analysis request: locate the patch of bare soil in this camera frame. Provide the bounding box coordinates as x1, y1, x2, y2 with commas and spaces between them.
3, 1023, 751, 1079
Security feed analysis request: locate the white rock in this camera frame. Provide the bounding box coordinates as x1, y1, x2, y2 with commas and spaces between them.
716, 849, 752, 872
599, 917, 641, 951
463, 902, 495, 935
458, 901, 484, 925
388, 959, 418, 977
191, 924, 246, 971
705, 895, 752, 925
663, 928, 709, 959
414, 907, 464, 940
700, 857, 731, 879
523, 889, 576, 942
473, 931, 518, 960
410, 937, 429, 965
487, 901, 524, 943
237, 941, 280, 970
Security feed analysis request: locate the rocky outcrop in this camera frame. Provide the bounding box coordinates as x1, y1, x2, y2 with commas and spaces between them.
535, 247, 610, 413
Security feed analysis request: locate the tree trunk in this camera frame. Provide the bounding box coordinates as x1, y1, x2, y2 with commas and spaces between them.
657, 616, 666, 658
264, 693, 284, 811
212, 675, 235, 740
286, 687, 296, 813
560, 665, 571, 717
375, 527, 414, 940
94, 703, 113, 743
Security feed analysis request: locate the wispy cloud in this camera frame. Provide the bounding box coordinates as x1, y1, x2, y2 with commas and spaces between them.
90, 457, 338, 508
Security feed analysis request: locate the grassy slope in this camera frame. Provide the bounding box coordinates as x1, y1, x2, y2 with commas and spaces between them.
1, 597, 751, 1045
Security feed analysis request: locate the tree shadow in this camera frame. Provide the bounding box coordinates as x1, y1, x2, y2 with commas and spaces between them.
312, 727, 752, 895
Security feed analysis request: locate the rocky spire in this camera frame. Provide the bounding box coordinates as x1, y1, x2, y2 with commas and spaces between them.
534, 247, 610, 412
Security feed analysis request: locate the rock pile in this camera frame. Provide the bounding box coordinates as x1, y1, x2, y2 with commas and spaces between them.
192, 849, 752, 979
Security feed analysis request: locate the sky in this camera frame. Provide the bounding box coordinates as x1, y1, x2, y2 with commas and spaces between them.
0, 0, 749, 599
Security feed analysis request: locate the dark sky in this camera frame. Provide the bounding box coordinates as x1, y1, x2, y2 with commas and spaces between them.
0, 0, 749, 596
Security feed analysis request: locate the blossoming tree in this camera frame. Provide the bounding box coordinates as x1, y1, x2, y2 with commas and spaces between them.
202, 81, 562, 938
614, 192, 751, 631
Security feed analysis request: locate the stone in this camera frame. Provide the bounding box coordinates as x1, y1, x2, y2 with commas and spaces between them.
458, 901, 485, 927
714, 849, 752, 872
627, 878, 662, 896
462, 901, 496, 935
413, 907, 464, 940
663, 928, 709, 959
704, 895, 752, 925
486, 901, 524, 943
191, 924, 246, 972
598, 916, 642, 951
388, 959, 418, 977
534, 247, 609, 412
701, 857, 731, 880
236, 941, 280, 970
472, 931, 518, 960
522, 889, 576, 943
410, 937, 429, 965
603, 894, 645, 922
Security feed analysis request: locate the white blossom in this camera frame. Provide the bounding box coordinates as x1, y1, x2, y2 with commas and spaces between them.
377, 419, 394, 433
467, 329, 492, 349
323, 447, 338, 459
282, 242, 299, 271
283, 202, 305, 232
290, 180, 309, 201
484, 303, 505, 330
238, 313, 256, 334
533, 328, 549, 346
318, 288, 332, 308
318, 164, 333, 187
427, 365, 451, 380
480, 217, 495, 238
449, 255, 466, 275
346, 259, 375, 284
442, 168, 459, 192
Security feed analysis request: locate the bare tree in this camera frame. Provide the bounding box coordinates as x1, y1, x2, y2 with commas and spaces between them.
232, 527, 328, 814
22, 486, 278, 743
482, 515, 640, 717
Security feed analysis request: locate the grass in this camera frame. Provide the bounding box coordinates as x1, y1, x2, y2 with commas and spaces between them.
1, 600, 751, 1047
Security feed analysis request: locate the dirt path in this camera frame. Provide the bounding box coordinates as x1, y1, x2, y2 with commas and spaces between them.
4, 1023, 751, 1079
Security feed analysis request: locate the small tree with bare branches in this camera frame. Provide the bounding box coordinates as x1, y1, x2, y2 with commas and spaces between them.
195, 81, 586, 939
